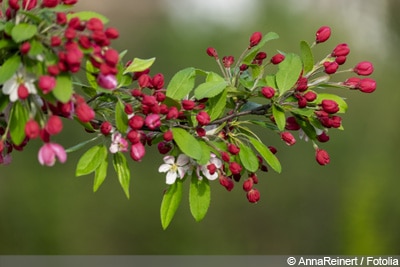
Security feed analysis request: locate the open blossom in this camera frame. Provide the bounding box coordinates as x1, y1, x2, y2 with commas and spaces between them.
38, 143, 67, 166
158, 154, 190, 185
2, 66, 36, 102
196, 154, 222, 181
109, 132, 128, 153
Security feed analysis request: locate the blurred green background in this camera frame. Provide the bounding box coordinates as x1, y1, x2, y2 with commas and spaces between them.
1, 0, 399, 254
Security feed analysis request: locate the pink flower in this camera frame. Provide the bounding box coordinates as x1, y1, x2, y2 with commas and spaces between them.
109, 132, 128, 154
145, 114, 161, 130
97, 74, 117, 90
130, 142, 146, 162
38, 143, 67, 166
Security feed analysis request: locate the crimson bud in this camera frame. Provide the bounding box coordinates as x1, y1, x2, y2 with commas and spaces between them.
357, 78, 376, 93
246, 188, 260, 203
249, 32, 262, 47
321, 99, 339, 114
45, 115, 63, 135
271, 53, 285, 64
25, 119, 40, 139
130, 142, 146, 162
261, 86, 275, 99
315, 26, 331, 43
100, 121, 112, 135
196, 111, 211, 126
280, 132, 296, 146
206, 47, 218, 58
316, 148, 330, 165
354, 61, 374, 76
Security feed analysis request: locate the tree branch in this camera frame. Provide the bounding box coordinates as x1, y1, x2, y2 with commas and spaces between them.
210, 103, 271, 125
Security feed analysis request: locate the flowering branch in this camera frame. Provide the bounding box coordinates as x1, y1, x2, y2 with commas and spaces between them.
0, 1, 377, 229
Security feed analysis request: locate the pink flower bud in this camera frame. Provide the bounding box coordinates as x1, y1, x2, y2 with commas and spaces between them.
335, 56, 347, 65
105, 27, 119, 39
261, 86, 275, 99
129, 115, 144, 130
87, 18, 104, 31
97, 74, 117, 90
317, 132, 330, 143
354, 61, 374, 76
75, 102, 95, 123
142, 95, 157, 106
255, 52, 267, 60
330, 115, 342, 128
315, 26, 331, 43
45, 115, 63, 135
222, 56, 235, 68
219, 175, 234, 191
196, 111, 210, 126
25, 119, 40, 139
331, 43, 350, 57
182, 100, 196, 110
152, 73, 165, 90
296, 77, 308, 92
246, 188, 260, 203
343, 77, 360, 88
285, 117, 300, 131
38, 143, 67, 166
38, 75, 56, 94
17, 84, 29, 100
316, 148, 330, 165
228, 143, 240, 155
127, 130, 141, 144
324, 61, 339, 75
206, 47, 218, 58
270, 53, 285, 64
130, 142, 146, 162
321, 99, 339, 114
280, 132, 296, 146
166, 106, 179, 120
100, 121, 112, 135
104, 49, 119, 68
20, 42, 31, 54
249, 32, 262, 47
229, 162, 242, 175
144, 114, 161, 130
221, 151, 230, 162
357, 78, 376, 93
242, 178, 254, 192
304, 91, 317, 102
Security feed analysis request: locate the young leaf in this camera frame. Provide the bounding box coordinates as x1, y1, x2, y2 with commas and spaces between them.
315, 93, 348, 113
166, 67, 196, 100
189, 175, 211, 222
194, 81, 227, 99
300, 41, 314, 74
11, 23, 37, 43
276, 53, 303, 96
206, 72, 225, 82
93, 155, 108, 192
238, 143, 259, 173
76, 145, 108, 177
112, 152, 131, 199
160, 179, 184, 230
272, 104, 286, 132
67, 11, 109, 24
52, 74, 73, 103
0, 54, 21, 84
197, 140, 211, 166
9, 101, 29, 145
123, 57, 156, 74
206, 89, 227, 121
115, 99, 128, 133
85, 60, 99, 90
248, 136, 282, 173
171, 128, 202, 160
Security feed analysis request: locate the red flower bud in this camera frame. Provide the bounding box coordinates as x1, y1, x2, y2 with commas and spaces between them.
166, 106, 179, 120
261, 86, 275, 99
182, 100, 196, 110
127, 130, 141, 144
142, 95, 157, 106
222, 56, 235, 68
97, 74, 117, 90
249, 32, 262, 47
228, 143, 240, 155
324, 61, 339, 75
130, 142, 146, 162
163, 130, 173, 142
354, 61, 374, 76
229, 162, 242, 175
221, 151, 230, 162
331, 43, 350, 57
144, 114, 161, 130
20, 42, 31, 55
343, 77, 361, 88
285, 117, 300, 131
206, 47, 218, 58
296, 77, 308, 92
157, 141, 172, 155
330, 115, 342, 128
152, 73, 165, 90
304, 91, 317, 102
315, 26, 331, 43
250, 173, 259, 184
255, 52, 267, 60
87, 18, 104, 31
280, 132, 296, 146
105, 27, 119, 39
129, 115, 144, 130
17, 84, 29, 100
100, 121, 112, 135
219, 175, 234, 191
25, 119, 40, 139
270, 53, 285, 64
242, 178, 254, 192
45, 115, 63, 135
357, 78, 376, 93
196, 111, 211, 126
321, 99, 339, 114
316, 148, 330, 165
75, 103, 95, 123
317, 132, 330, 143
104, 49, 119, 68
246, 188, 260, 203
38, 75, 56, 94
42, 0, 58, 8
56, 12, 67, 25
268, 146, 278, 154
335, 56, 347, 65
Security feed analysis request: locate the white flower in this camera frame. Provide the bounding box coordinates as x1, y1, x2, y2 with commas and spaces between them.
2, 66, 36, 102
196, 154, 222, 181
109, 132, 128, 154
158, 154, 190, 184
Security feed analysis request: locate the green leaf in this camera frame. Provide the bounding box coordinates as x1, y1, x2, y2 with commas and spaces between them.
52, 74, 73, 103
265, 74, 277, 89
65, 135, 102, 153
0, 54, 21, 84
93, 155, 108, 192
123, 57, 156, 74
316, 93, 348, 113
9, 101, 29, 145
189, 175, 211, 222
276, 53, 303, 96
67, 11, 109, 24
206, 72, 225, 82
76, 145, 107, 176
248, 136, 281, 173
272, 104, 286, 132
161, 179, 183, 230
0, 39, 16, 50
300, 41, 314, 74
171, 128, 202, 160
197, 140, 211, 166
11, 23, 37, 43
194, 81, 227, 100
85, 60, 98, 90
238, 142, 259, 172
243, 32, 280, 64
28, 39, 44, 57
115, 99, 129, 133
207, 89, 227, 121
166, 67, 196, 100
112, 152, 131, 199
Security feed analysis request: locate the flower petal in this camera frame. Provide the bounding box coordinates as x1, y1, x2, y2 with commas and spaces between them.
158, 163, 171, 173
166, 171, 178, 185
163, 155, 175, 165
176, 154, 189, 166
50, 143, 67, 163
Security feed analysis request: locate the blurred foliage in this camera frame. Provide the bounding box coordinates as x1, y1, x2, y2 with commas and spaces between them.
0, 0, 399, 254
